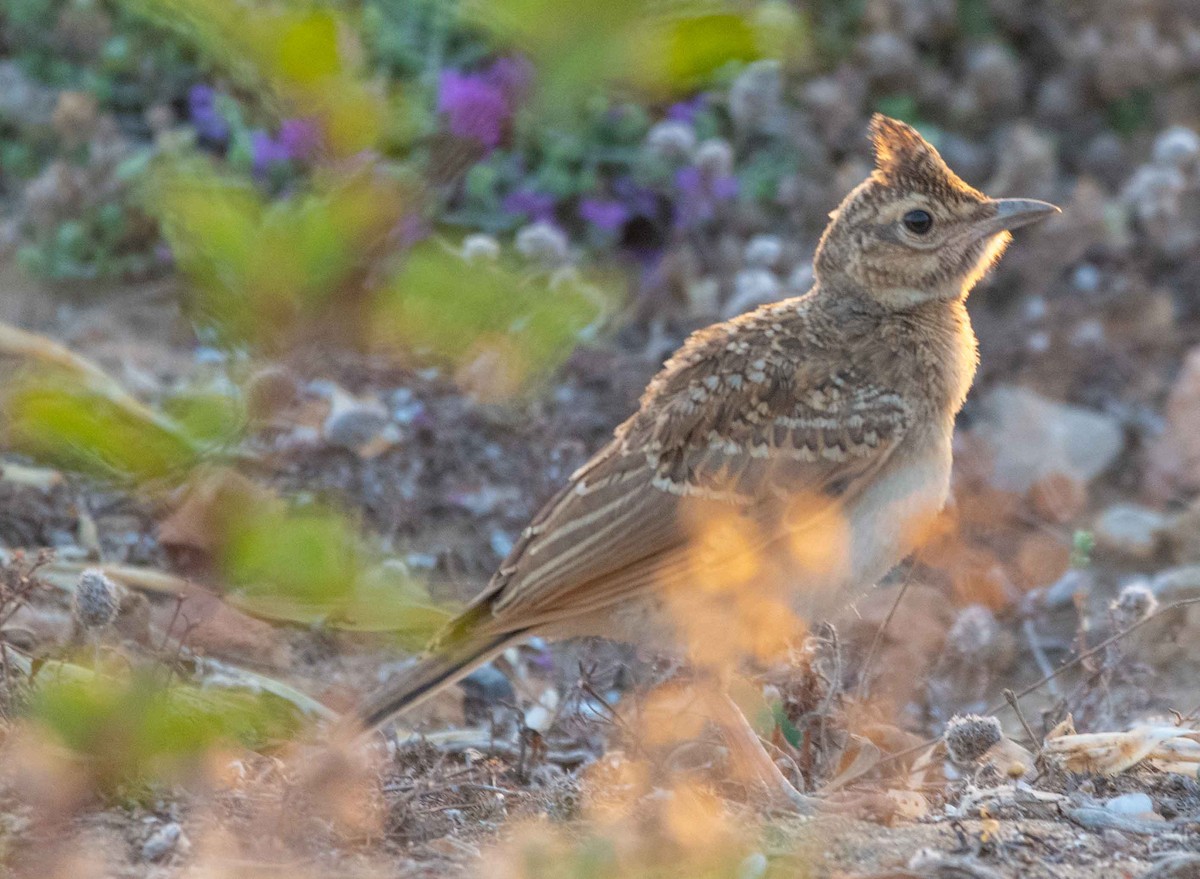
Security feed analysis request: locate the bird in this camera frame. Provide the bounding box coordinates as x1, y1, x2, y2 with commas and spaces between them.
344, 114, 1059, 808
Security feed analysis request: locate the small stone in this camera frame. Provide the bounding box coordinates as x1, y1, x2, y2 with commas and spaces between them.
1148, 347, 1200, 497
743, 235, 783, 268
1151, 565, 1200, 602
1027, 473, 1087, 524
141, 822, 188, 861
644, 120, 696, 161
322, 393, 389, 451
1016, 532, 1070, 589
1103, 792, 1156, 819
1094, 504, 1168, 561
1153, 126, 1200, 171
244, 365, 299, 420
1072, 263, 1102, 293
1043, 569, 1094, 610
943, 714, 1002, 765
52, 91, 99, 147
1164, 504, 1200, 564
723, 269, 780, 318
461, 233, 501, 263
972, 386, 1124, 493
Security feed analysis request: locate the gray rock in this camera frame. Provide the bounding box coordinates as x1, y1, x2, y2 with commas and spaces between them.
1151, 565, 1200, 601
1094, 504, 1169, 561
141, 822, 188, 861
1042, 569, 1095, 610
1104, 792, 1155, 817
322, 393, 389, 450
972, 386, 1124, 493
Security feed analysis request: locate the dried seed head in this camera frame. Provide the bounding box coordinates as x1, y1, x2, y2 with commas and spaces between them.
944, 713, 1003, 765
946, 604, 1000, 658
73, 568, 120, 631
461, 233, 501, 263
645, 120, 697, 160
694, 138, 734, 178
515, 222, 569, 266
1111, 581, 1158, 627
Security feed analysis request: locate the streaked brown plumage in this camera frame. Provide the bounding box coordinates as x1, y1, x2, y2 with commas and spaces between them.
349, 116, 1058, 799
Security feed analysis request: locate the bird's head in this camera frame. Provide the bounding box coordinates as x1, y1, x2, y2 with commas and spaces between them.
814, 114, 1059, 307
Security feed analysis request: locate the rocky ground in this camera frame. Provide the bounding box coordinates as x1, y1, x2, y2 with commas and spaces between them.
10, 1, 1200, 875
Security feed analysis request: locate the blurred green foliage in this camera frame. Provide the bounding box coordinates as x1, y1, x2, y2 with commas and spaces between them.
469, 0, 795, 106
204, 481, 453, 642
147, 158, 409, 350
4, 373, 203, 483
127, 0, 390, 154
30, 665, 304, 791
372, 244, 609, 397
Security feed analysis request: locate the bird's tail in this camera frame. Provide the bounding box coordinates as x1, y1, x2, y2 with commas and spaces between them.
348, 605, 527, 734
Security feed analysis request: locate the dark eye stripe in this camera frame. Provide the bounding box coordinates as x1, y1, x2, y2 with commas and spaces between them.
903, 209, 933, 234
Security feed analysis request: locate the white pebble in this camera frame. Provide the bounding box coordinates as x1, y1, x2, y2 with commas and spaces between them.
744, 235, 783, 268
141, 822, 188, 862
461, 233, 501, 263
645, 120, 697, 160
1153, 126, 1200, 169
694, 138, 734, 178
1104, 792, 1155, 818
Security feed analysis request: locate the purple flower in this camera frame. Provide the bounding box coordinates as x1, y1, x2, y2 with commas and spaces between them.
486, 55, 533, 102
667, 94, 707, 125
188, 83, 229, 145
278, 118, 320, 161
579, 198, 629, 232
250, 130, 290, 176
395, 213, 429, 249
437, 70, 510, 148
673, 165, 739, 229
613, 176, 659, 219
502, 188, 556, 223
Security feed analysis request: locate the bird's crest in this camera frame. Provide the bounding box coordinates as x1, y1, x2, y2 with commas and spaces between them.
868, 114, 980, 197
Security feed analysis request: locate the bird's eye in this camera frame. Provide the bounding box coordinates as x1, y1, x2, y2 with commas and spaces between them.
902, 209, 933, 235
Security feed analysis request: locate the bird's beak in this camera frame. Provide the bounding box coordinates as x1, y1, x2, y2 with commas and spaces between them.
976, 198, 1061, 237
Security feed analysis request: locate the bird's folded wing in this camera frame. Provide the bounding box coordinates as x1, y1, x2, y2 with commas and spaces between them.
472, 378, 912, 632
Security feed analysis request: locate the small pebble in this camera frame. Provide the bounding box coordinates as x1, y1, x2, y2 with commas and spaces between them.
141, 822, 188, 862
461, 233, 501, 263
323, 397, 389, 450
644, 120, 696, 160
743, 235, 783, 269
1104, 792, 1155, 818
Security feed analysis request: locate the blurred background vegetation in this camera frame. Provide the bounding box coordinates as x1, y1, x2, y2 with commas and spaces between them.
6, 0, 1200, 875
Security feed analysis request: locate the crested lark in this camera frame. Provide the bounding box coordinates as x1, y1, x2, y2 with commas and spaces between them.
349, 115, 1058, 806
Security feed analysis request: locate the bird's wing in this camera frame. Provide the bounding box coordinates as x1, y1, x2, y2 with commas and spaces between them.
464, 362, 912, 635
